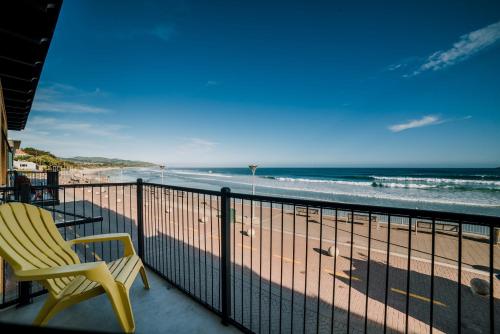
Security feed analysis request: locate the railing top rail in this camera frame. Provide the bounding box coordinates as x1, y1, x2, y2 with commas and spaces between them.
29, 182, 138, 189
8, 170, 49, 174
229, 191, 500, 226
142, 182, 221, 196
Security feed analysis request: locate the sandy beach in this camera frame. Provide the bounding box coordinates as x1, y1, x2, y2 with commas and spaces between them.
59, 167, 120, 185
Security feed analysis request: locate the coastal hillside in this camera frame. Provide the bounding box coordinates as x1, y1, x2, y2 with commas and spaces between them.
15, 147, 156, 169
65, 156, 157, 167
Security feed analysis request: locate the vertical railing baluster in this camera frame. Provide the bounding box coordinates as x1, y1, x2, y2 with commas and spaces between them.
405, 216, 413, 333
259, 201, 263, 334
303, 205, 309, 333
489, 225, 494, 334
383, 215, 392, 334
17, 182, 32, 306
291, 204, 296, 333
364, 212, 372, 332
269, 201, 274, 333
316, 208, 323, 334
280, 203, 284, 334
210, 195, 214, 307
430, 218, 436, 333
241, 198, 244, 324
220, 187, 232, 325
191, 192, 195, 295
250, 198, 254, 331
347, 210, 355, 332
330, 209, 338, 334
458, 221, 462, 334
136, 179, 144, 261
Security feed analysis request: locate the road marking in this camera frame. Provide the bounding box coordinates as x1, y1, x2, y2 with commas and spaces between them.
264, 226, 490, 277
273, 254, 301, 264
391, 288, 446, 307
324, 269, 361, 281
238, 243, 256, 251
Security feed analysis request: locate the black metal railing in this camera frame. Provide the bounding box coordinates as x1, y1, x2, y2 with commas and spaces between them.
139, 181, 500, 334
1, 179, 499, 334
7, 170, 58, 187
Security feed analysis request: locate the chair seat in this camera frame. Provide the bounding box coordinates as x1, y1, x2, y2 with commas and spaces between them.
58, 255, 142, 299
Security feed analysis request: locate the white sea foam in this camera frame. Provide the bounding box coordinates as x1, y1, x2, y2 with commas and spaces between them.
371, 176, 500, 186
274, 177, 372, 186
170, 170, 232, 178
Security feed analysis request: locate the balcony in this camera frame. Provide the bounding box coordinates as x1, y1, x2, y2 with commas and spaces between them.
0, 268, 237, 333
0, 181, 499, 333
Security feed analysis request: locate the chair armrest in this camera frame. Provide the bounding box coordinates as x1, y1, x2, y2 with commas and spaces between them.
15, 262, 107, 281
68, 233, 136, 256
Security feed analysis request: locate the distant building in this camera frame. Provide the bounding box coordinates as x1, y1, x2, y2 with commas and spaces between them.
14, 148, 30, 157
14, 160, 38, 170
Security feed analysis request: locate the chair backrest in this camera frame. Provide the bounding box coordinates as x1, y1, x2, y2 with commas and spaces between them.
0, 203, 80, 293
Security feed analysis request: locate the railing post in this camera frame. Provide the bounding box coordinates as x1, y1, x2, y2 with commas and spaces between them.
17, 182, 32, 307
47, 170, 59, 202
136, 178, 145, 261
220, 187, 231, 325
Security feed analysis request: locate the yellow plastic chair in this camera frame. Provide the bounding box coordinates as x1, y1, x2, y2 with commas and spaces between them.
0, 202, 149, 333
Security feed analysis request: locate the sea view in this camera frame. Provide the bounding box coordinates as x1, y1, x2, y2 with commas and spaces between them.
107, 167, 500, 216
2, 1, 500, 333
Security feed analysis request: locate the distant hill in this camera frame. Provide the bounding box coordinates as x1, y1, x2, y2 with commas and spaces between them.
15, 147, 156, 169
65, 156, 156, 167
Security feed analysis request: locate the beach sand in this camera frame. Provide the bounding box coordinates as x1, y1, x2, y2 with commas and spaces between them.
60, 167, 120, 184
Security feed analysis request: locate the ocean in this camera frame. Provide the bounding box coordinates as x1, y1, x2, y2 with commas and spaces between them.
105, 167, 500, 216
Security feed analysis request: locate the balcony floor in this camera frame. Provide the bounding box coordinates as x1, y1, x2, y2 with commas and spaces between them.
0, 269, 239, 333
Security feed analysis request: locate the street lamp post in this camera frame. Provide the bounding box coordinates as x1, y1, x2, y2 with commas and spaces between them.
159, 164, 166, 184
248, 164, 258, 225
248, 164, 258, 195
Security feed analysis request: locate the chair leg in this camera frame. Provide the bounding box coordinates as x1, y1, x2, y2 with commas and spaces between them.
33, 295, 59, 326
139, 266, 150, 289
104, 282, 136, 333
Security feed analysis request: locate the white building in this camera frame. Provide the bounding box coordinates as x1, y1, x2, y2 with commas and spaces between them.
13, 160, 37, 170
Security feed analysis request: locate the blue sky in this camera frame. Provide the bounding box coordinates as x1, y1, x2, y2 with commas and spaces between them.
9, 0, 500, 167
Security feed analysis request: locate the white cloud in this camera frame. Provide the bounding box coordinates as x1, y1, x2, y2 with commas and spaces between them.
8, 116, 131, 157
33, 82, 110, 113
32, 101, 109, 113
410, 20, 500, 76
205, 80, 218, 87
27, 117, 127, 138
389, 115, 443, 132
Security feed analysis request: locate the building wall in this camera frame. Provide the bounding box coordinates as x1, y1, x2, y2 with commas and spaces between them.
0, 81, 5, 295
0, 81, 8, 186
13, 160, 37, 170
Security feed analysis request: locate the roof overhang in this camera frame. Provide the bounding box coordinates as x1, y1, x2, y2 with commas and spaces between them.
0, 0, 63, 131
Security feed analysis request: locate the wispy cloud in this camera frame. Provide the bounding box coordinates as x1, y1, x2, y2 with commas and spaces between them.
409, 20, 500, 76
27, 116, 128, 139
32, 101, 109, 113
389, 115, 443, 132
33, 82, 110, 113
389, 115, 472, 132
205, 80, 218, 87
176, 137, 217, 155
8, 116, 131, 157
150, 24, 175, 41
